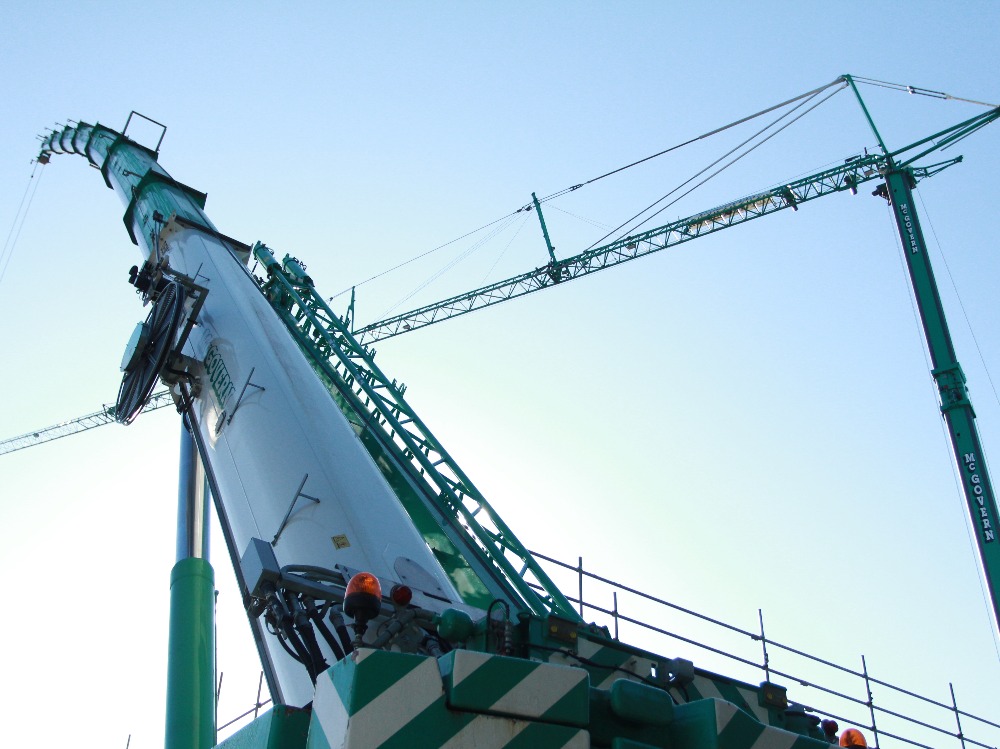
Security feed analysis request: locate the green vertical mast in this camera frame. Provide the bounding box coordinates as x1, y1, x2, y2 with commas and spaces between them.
845, 75, 1000, 633
882, 168, 1000, 627
165, 422, 216, 749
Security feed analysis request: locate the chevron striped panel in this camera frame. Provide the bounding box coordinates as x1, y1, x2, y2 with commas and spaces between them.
307, 649, 590, 749
441, 650, 589, 726
671, 698, 829, 749
543, 635, 656, 691
684, 675, 772, 725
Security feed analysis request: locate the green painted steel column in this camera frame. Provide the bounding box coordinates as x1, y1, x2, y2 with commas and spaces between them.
883, 169, 1000, 634
531, 192, 558, 265
166, 423, 216, 749
166, 556, 216, 749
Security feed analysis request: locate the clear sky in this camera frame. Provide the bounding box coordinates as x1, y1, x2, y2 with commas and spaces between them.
1, 3, 999, 747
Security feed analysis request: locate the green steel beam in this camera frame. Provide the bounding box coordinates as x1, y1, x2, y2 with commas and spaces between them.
843, 74, 891, 157
532, 191, 558, 265
845, 77, 1000, 632
165, 557, 216, 749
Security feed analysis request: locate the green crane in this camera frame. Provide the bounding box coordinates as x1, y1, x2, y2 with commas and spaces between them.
843, 75, 1000, 631
13, 81, 1000, 644
13, 91, 1000, 637
13, 83, 1000, 748
351, 80, 1000, 634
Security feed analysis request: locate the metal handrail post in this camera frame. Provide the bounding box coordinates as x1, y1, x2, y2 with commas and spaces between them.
862, 655, 880, 749
758, 609, 771, 684
951, 683, 967, 749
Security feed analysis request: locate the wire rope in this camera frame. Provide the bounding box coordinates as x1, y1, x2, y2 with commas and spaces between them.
584, 83, 846, 249
852, 76, 997, 109
914, 189, 1000, 409
0, 163, 45, 289
331, 78, 849, 300
378, 212, 522, 318
480, 212, 530, 285
326, 210, 521, 301
545, 203, 612, 231
535, 76, 848, 204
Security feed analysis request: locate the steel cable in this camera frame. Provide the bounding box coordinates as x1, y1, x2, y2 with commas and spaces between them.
0, 163, 45, 289
333, 78, 849, 299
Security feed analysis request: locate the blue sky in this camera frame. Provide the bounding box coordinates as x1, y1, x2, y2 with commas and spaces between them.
1, 3, 999, 747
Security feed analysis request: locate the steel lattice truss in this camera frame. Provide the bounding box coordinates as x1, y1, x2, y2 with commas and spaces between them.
254, 245, 580, 621
354, 154, 960, 344
0, 390, 174, 455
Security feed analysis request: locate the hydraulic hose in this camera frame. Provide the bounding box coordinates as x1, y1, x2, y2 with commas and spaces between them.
305, 598, 346, 661
329, 607, 354, 654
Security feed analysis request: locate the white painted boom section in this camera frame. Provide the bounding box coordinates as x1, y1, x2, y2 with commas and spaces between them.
161, 225, 463, 707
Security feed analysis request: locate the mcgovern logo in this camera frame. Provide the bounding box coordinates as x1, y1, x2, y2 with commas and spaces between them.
899, 202, 920, 255
964, 452, 996, 544
204, 344, 236, 408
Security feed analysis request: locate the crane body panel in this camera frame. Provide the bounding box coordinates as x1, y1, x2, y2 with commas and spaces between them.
163, 224, 480, 706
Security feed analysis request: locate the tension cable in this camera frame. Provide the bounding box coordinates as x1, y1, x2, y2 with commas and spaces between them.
852, 76, 997, 109
331, 78, 849, 302
536, 76, 850, 205
0, 162, 45, 290
584, 81, 846, 249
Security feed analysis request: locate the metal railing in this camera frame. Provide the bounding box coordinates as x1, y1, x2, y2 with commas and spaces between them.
528, 550, 999, 749
213, 552, 998, 749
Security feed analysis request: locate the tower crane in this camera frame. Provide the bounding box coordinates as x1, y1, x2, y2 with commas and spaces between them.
12, 76, 1000, 749
0, 389, 172, 455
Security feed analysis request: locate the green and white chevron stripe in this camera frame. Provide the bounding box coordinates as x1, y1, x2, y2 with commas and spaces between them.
543, 634, 657, 691
684, 675, 772, 725
307, 649, 590, 749
442, 650, 589, 726
672, 698, 829, 749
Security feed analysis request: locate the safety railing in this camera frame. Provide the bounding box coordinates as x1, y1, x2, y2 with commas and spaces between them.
213, 551, 998, 749
527, 550, 999, 749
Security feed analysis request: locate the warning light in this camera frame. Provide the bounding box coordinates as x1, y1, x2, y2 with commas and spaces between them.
840, 729, 867, 748
344, 572, 382, 632
390, 584, 413, 607
346, 572, 381, 599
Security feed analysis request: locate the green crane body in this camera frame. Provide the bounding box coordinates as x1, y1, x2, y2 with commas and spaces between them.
28, 78, 1000, 749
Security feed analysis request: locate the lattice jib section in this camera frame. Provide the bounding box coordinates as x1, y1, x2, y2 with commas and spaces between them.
355, 155, 891, 343
257, 255, 578, 620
